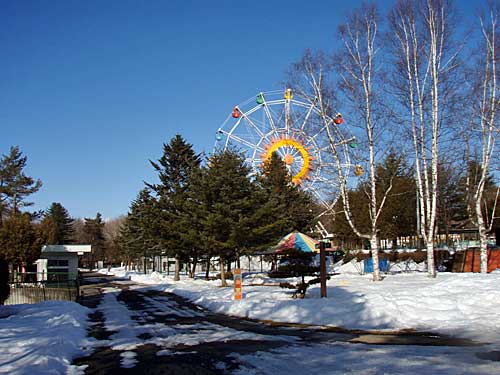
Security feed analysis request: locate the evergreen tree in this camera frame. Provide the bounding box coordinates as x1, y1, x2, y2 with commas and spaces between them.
0, 213, 39, 267
38, 202, 74, 245
194, 150, 257, 286
258, 152, 316, 234
118, 189, 160, 272
332, 152, 417, 249
375, 153, 416, 246
0, 146, 42, 223
146, 135, 201, 281
436, 162, 466, 243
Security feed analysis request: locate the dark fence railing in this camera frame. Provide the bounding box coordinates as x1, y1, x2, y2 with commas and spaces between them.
5, 273, 80, 305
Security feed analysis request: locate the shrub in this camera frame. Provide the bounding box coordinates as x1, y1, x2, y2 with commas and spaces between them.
277, 248, 321, 298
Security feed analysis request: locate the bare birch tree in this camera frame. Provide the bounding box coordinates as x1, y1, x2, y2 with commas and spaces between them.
331, 3, 397, 281
465, 3, 500, 273
388, 0, 459, 277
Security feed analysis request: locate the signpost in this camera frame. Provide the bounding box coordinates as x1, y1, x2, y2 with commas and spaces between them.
233, 268, 242, 300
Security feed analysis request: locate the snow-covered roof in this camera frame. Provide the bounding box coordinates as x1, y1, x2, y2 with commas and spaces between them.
41, 245, 92, 253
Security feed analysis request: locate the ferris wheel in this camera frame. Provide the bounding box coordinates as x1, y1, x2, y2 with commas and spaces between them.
214, 89, 361, 215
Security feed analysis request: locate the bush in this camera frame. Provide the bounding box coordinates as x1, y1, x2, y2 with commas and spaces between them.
0, 257, 10, 305
277, 249, 320, 299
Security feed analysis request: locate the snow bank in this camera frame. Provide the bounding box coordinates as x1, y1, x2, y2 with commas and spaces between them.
102, 268, 500, 344
0, 301, 92, 374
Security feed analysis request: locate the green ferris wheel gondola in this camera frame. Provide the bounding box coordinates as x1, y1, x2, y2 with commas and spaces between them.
256, 92, 265, 105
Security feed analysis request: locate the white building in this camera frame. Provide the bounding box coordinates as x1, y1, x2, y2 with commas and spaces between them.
36, 245, 91, 281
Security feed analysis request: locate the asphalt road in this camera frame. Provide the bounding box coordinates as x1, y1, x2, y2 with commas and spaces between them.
72, 272, 487, 375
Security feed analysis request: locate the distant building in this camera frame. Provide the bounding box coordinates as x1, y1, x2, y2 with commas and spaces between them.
36, 245, 91, 281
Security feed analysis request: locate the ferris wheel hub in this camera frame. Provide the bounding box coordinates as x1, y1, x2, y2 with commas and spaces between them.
262, 136, 312, 185
283, 154, 294, 165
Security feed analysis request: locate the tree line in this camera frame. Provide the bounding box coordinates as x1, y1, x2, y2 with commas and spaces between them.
286, 0, 500, 279
116, 135, 315, 286
0, 146, 124, 274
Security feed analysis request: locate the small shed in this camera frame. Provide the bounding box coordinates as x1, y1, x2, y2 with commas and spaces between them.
36, 245, 91, 281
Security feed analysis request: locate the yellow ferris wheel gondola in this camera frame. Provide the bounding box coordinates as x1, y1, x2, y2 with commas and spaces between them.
354, 165, 364, 176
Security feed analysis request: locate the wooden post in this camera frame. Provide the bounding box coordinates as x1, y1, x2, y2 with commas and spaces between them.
320, 242, 327, 298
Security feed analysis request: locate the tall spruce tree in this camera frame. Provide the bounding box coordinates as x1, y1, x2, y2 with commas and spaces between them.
258, 152, 316, 234
146, 135, 200, 281
0, 146, 42, 223
118, 189, 160, 273
193, 150, 254, 286
39, 202, 74, 245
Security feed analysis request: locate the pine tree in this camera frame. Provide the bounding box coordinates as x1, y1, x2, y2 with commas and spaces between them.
0, 146, 42, 223
118, 189, 160, 273
39, 202, 74, 245
375, 153, 416, 247
194, 150, 257, 286
146, 135, 201, 281
258, 152, 316, 234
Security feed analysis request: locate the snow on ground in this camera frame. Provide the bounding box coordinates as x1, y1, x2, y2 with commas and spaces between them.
94, 284, 291, 358
0, 301, 93, 375
231, 342, 499, 375
104, 267, 500, 345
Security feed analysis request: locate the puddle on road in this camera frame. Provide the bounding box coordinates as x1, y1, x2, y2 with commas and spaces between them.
476, 350, 500, 362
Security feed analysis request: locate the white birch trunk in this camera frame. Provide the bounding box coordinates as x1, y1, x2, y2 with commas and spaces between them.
370, 236, 381, 281
476, 198, 489, 273
473, 10, 499, 273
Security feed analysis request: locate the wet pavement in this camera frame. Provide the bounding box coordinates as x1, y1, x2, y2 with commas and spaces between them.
72, 273, 487, 374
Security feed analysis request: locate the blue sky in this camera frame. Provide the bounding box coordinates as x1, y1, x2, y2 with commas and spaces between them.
0, 0, 477, 219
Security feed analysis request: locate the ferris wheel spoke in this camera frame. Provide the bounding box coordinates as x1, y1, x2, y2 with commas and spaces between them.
241, 114, 266, 139
299, 102, 317, 133
304, 126, 327, 146
227, 134, 265, 153
262, 104, 280, 138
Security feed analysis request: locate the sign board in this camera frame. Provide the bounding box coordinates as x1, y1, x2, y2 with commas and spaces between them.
233, 268, 243, 300
315, 241, 332, 249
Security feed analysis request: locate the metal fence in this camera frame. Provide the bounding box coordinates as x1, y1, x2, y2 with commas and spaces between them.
5, 273, 80, 305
